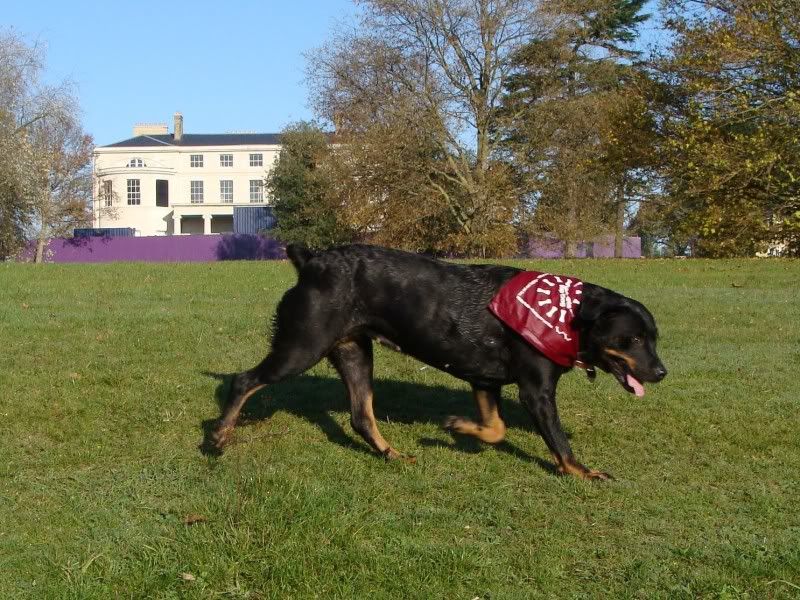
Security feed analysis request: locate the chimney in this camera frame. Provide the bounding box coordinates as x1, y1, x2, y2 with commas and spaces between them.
133, 123, 168, 136
174, 112, 184, 142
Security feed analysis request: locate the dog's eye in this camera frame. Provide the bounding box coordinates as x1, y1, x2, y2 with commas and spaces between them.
632, 336, 643, 345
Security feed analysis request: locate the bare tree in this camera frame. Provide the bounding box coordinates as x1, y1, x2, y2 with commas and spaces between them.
0, 30, 92, 261
307, 0, 549, 255
28, 113, 93, 262
0, 31, 43, 258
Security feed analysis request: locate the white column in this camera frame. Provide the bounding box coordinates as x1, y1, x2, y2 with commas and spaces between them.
203, 214, 212, 235
173, 214, 182, 235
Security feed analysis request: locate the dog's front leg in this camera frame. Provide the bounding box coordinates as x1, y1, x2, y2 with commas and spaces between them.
518, 368, 612, 481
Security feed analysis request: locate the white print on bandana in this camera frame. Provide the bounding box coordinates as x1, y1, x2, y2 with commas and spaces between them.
515, 274, 583, 341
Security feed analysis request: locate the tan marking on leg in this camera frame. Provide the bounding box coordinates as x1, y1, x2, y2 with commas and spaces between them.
330, 338, 414, 463
358, 392, 392, 452
603, 348, 638, 372
444, 388, 506, 444
346, 382, 413, 462
212, 384, 266, 448
553, 454, 612, 481
474, 389, 507, 442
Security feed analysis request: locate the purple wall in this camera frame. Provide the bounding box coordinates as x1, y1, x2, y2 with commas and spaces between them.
20, 233, 641, 263
521, 236, 641, 258
20, 234, 286, 263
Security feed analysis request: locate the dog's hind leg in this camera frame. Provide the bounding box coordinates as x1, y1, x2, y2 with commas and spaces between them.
328, 336, 412, 462
210, 320, 342, 451
209, 349, 320, 450
208, 280, 354, 452
444, 385, 507, 444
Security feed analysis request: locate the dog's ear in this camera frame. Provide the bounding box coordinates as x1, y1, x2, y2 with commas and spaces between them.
576, 290, 612, 324
575, 286, 629, 329
286, 244, 314, 272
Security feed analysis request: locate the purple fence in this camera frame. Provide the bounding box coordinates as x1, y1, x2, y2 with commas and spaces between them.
20, 233, 641, 263
521, 236, 641, 259
20, 234, 286, 263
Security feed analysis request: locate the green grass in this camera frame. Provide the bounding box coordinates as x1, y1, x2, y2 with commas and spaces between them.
0, 258, 798, 599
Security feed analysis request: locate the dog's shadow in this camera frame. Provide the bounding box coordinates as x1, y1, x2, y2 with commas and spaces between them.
200, 372, 561, 475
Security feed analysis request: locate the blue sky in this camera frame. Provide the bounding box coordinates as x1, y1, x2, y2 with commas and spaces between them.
5, 1, 666, 147
4, 1, 356, 145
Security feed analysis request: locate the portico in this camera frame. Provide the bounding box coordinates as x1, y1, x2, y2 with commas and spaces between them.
172, 203, 235, 235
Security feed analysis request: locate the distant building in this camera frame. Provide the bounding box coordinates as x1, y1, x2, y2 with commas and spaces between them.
93, 113, 280, 236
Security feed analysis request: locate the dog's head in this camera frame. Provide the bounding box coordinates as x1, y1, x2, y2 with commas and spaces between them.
576, 287, 667, 397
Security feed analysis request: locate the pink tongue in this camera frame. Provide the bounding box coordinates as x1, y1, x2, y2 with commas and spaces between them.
626, 374, 645, 397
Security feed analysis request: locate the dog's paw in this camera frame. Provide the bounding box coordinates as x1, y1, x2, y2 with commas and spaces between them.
382, 447, 417, 464
563, 467, 614, 481
443, 415, 466, 432
209, 424, 233, 450
443, 416, 506, 444
582, 469, 614, 481
557, 459, 614, 481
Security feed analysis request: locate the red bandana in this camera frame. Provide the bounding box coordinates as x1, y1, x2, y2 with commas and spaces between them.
488, 271, 583, 367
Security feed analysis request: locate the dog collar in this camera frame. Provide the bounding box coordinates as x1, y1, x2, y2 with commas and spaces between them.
488, 271, 582, 367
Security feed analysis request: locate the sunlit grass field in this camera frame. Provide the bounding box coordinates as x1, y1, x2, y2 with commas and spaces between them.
0, 258, 798, 599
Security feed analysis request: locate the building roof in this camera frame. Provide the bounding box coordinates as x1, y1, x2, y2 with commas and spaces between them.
102, 133, 283, 148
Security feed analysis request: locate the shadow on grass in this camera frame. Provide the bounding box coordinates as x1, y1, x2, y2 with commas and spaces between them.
200, 372, 559, 475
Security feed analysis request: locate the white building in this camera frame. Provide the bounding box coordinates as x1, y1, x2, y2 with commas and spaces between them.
93, 113, 280, 235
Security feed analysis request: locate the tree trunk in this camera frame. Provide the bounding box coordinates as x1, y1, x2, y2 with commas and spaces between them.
34, 235, 46, 263
640, 232, 651, 257
615, 200, 625, 258
565, 195, 578, 258
565, 239, 577, 258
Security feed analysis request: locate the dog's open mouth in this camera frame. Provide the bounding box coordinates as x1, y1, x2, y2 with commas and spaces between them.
610, 360, 645, 397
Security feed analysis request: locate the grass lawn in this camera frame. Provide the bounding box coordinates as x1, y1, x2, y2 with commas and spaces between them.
0, 257, 798, 599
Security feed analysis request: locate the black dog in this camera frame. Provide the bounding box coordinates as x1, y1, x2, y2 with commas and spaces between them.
209, 244, 666, 480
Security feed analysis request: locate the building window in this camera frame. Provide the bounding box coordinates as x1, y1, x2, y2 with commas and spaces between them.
190, 154, 204, 168
249, 153, 263, 167
156, 180, 169, 207
249, 179, 264, 202
127, 179, 140, 205
102, 180, 113, 207
190, 180, 204, 203
220, 153, 233, 167
220, 180, 233, 203
127, 157, 144, 167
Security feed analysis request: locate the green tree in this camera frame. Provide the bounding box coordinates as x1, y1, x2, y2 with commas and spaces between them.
656, 0, 800, 256
267, 122, 353, 249
596, 71, 663, 256
500, 0, 652, 257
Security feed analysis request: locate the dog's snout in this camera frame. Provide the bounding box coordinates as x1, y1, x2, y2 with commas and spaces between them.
653, 365, 667, 382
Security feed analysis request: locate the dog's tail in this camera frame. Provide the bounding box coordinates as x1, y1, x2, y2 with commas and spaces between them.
286, 243, 314, 272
